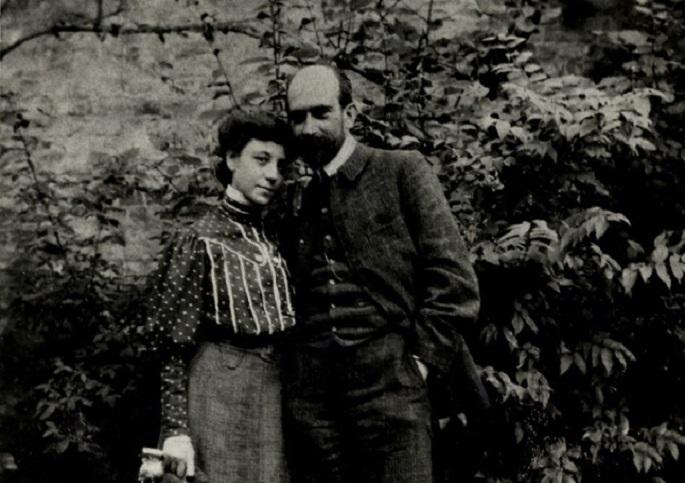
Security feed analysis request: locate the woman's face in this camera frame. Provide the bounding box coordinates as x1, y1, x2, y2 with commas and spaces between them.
227, 138, 285, 206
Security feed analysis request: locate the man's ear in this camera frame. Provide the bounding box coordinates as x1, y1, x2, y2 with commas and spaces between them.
343, 103, 358, 131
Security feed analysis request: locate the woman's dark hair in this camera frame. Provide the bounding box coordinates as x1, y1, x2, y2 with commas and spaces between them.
214, 109, 293, 187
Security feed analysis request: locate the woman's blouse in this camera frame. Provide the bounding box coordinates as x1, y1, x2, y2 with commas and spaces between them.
145, 198, 295, 436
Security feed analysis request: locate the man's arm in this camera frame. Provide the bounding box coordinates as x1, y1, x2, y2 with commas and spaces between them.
399, 153, 480, 374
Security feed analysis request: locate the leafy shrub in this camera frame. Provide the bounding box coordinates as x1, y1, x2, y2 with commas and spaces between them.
1, 0, 684, 481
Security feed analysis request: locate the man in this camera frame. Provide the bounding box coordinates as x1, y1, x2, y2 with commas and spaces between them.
281, 64, 482, 483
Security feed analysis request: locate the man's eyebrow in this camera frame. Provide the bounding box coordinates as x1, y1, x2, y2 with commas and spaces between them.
289, 104, 333, 113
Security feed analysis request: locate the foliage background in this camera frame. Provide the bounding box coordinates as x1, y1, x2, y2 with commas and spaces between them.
1, 0, 684, 482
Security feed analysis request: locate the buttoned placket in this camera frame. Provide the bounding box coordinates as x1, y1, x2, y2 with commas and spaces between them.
318, 172, 340, 333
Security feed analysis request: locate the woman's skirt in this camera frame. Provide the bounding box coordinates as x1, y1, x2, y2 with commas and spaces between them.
187, 340, 289, 482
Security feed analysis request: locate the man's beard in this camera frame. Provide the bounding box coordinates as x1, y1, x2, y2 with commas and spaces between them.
298, 134, 344, 168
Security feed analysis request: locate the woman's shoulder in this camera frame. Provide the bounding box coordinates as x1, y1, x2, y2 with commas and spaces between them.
190, 203, 252, 245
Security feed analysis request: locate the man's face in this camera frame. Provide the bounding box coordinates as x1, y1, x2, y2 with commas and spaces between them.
287, 67, 351, 168
227, 139, 285, 206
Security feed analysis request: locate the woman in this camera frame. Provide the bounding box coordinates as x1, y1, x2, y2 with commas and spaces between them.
145, 109, 296, 482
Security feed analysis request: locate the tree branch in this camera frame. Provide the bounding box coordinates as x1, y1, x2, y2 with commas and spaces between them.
0, 19, 261, 61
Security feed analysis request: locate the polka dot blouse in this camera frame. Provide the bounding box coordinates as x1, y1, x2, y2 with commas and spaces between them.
145, 198, 296, 435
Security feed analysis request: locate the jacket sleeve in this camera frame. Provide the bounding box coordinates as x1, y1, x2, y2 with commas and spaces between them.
144, 229, 209, 438
399, 153, 480, 374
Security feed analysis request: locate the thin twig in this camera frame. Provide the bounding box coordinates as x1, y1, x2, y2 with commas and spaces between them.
303, 0, 327, 55
211, 48, 239, 109
414, 0, 435, 125
1, 19, 260, 60
414, 0, 434, 63
342, 0, 354, 55
269, 0, 284, 112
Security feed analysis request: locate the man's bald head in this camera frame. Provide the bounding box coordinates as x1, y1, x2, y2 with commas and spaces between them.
285, 64, 356, 167
287, 64, 353, 112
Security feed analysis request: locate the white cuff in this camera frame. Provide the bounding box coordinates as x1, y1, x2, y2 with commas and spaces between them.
162, 434, 195, 477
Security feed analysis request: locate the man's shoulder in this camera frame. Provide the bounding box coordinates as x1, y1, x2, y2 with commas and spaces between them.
358, 143, 424, 174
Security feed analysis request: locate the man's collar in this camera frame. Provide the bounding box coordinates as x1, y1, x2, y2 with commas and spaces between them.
321, 137, 370, 183
323, 136, 357, 176
337, 140, 371, 182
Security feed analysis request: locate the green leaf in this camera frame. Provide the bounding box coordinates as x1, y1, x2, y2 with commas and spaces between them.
621, 268, 638, 294
514, 423, 525, 443
560, 354, 573, 375
619, 414, 630, 435
638, 264, 653, 282
612, 30, 650, 47
655, 263, 671, 289
39, 403, 56, 420
494, 120, 511, 139
667, 441, 679, 460
601, 348, 613, 375
573, 353, 587, 374
669, 254, 684, 281
55, 439, 70, 454
633, 138, 656, 152
652, 244, 669, 263
643, 455, 652, 473
512, 312, 524, 334
588, 344, 599, 367
503, 328, 519, 350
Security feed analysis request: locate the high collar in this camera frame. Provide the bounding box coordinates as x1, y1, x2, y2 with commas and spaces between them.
225, 184, 250, 206
220, 185, 263, 225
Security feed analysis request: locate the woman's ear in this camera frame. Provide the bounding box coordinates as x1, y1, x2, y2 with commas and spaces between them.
225, 152, 238, 172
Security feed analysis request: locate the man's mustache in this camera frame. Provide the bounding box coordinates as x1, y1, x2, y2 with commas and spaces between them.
297, 135, 331, 148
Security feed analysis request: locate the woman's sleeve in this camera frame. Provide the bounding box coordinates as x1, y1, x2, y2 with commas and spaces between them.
144, 229, 208, 438
160, 353, 192, 437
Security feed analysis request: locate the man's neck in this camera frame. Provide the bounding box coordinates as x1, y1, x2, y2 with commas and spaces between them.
322, 135, 356, 176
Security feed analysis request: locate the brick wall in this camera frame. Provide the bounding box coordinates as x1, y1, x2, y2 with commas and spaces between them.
0, 0, 628, 333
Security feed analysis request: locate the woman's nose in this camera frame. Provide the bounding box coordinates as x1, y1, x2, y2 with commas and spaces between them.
264, 162, 281, 182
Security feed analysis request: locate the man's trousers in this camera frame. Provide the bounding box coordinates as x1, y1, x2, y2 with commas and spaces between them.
282, 331, 433, 483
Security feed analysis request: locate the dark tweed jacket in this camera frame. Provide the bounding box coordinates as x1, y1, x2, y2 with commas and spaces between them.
284, 143, 481, 377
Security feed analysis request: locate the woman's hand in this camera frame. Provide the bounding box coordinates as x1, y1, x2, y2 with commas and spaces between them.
162, 435, 195, 479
